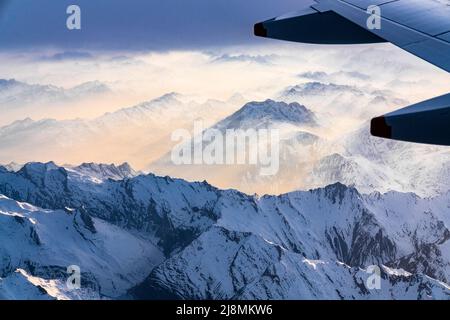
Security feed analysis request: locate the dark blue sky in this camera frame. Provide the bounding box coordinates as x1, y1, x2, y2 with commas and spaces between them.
0, 0, 302, 51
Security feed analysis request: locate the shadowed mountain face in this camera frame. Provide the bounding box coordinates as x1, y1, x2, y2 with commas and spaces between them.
0, 162, 449, 299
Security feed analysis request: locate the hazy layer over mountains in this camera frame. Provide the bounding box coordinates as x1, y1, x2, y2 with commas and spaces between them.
1, 44, 450, 196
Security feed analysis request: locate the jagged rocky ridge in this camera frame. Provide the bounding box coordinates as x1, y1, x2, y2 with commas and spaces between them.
0, 162, 449, 299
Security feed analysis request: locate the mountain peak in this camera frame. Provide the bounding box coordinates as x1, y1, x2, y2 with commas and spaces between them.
21, 161, 59, 172
126, 92, 183, 113
216, 99, 317, 129
152, 92, 182, 104
68, 81, 111, 95
71, 162, 138, 181
282, 82, 361, 98
314, 182, 360, 205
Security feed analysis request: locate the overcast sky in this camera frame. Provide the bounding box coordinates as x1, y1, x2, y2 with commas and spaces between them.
0, 0, 305, 51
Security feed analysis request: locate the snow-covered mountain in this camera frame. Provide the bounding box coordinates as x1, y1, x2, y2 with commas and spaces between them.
214, 99, 317, 130
131, 228, 449, 300
1, 162, 23, 172
279, 81, 408, 122
308, 122, 450, 197
0, 79, 110, 110
0, 162, 449, 300
0, 79, 109, 100
306, 152, 403, 194
65, 162, 139, 182
0, 162, 138, 180
146, 92, 450, 197
282, 82, 363, 100
150, 99, 324, 194
298, 71, 371, 82
0, 78, 115, 126
0, 193, 164, 299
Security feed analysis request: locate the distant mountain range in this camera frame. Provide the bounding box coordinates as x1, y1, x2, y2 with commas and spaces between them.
279, 81, 408, 122
1, 80, 450, 196
149, 93, 450, 197
0, 162, 448, 299
0, 92, 241, 167
0, 79, 111, 106
0, 78, 114, 127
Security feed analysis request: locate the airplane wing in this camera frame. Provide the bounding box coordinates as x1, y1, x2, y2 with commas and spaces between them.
255, 0, 450, 146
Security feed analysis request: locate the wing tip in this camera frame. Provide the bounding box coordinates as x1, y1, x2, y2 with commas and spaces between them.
371, 116, 392, 139
254, 22, 268, 38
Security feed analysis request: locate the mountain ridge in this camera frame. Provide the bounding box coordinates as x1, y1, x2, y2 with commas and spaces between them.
0, 162, 449, 299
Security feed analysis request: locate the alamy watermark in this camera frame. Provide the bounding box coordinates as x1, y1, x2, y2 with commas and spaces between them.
366, 5, 382, 30
366, 265, 382, 290
66, 5, 81, 30
171, 121, 280, 176
66, 265, 81, 290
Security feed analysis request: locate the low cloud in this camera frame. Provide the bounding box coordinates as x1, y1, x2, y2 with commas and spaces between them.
212, 54, 278, 65
39, 51, 94, 61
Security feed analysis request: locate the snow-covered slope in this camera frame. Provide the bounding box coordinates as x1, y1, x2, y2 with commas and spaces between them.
0, 269, 55, 300
306, 152, 404, 194
0, 193, 164, 299
314, 122, 450, 196
0, 163, 449, 300
129, 181, 450, 300
132, 226, 449, 300
0, 268, 101, 300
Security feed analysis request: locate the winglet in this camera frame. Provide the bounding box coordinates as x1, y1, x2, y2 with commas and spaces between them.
370, 92, 450, 146
254, 22, 267, 38
370, 116, 392, 139
253, 8, 386, 44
